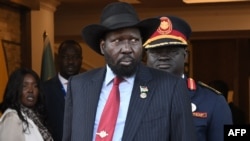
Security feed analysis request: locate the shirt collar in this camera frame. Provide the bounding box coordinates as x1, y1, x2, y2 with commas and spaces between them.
105, 65, 135, 86
58, 73, 68, 84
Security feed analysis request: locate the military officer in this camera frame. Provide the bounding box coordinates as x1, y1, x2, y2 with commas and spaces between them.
144, 15, 233, 141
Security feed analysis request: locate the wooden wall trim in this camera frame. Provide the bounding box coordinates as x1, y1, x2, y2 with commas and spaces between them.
191, 30, 250, 40
4, 0, 39, 10
20, 9, 31, 68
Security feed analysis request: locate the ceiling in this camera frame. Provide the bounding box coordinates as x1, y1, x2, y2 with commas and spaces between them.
55, 0, 185, 14
58, 0, 183, 7
54, 0, 186, 38
57, 0, 250, 9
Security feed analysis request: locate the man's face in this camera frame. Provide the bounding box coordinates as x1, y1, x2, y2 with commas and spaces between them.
146, 46, 187, 77
100, 27, 143, 77
59, 45, 82, 79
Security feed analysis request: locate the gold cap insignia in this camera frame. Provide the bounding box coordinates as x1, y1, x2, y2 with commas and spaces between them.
157, 16, 172, 35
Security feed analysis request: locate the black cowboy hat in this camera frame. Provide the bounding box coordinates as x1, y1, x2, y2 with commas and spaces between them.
81, 2, 160, 55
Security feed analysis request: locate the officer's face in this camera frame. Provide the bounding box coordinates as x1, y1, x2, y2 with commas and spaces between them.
146, 46, 187, 77
100, 27, 143, 77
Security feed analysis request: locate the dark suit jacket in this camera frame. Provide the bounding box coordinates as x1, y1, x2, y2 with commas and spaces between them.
43, 75, 65, 141
63, 64, 197, 141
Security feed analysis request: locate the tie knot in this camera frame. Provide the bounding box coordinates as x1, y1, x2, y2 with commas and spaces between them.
113, 76, 123, 85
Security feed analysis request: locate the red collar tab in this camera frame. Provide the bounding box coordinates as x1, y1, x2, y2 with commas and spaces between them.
187, 78, 196, 90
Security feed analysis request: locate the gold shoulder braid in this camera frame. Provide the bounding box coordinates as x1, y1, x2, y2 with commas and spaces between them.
197, 81, 222, 95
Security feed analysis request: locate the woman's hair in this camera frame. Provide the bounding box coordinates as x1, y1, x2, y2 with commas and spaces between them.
0, 67, 46, 131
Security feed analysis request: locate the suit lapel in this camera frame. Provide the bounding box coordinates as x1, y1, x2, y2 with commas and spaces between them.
52, 76, 65, 105
81, 68, 106, 140
122, 64, 156, 140
56, 75, 66, 105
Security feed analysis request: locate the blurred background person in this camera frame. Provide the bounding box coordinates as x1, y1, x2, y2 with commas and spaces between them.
144, 15, 232, 141
0, 67, 53, 141
43, 40, 82, 141
209, 79, 246, 124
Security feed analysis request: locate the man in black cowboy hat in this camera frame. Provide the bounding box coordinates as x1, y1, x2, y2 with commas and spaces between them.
144, 15, 233, 141
62, 2, 196, 141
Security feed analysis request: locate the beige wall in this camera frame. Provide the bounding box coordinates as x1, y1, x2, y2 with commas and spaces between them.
54, 4, 250, 37
54, 3, 250, 71
137, 5, 250, 31
31, 0, 60, 75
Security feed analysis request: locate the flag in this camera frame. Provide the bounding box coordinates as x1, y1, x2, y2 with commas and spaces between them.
40, 32, 56, 81
0, 42, 8, 102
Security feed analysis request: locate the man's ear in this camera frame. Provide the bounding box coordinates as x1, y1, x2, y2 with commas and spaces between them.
100, 40, 105, 55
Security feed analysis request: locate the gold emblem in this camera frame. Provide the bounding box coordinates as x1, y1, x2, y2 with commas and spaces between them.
157, 16, 172, 35
140, 86, 148, 99
160, 20, 169, 30
140, 93, 147, 99
96, 130, 109, 138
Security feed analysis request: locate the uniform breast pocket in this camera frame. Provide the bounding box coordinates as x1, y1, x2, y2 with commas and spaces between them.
193, 117, 208, 139
193, 116, 207, 126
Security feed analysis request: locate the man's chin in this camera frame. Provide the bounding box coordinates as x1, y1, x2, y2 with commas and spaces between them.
111, 64, 137, 77
66, 71, 77, 76
158, 68, 170, 72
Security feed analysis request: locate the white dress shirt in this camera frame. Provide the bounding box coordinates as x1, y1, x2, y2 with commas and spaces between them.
58, 73, 68, 93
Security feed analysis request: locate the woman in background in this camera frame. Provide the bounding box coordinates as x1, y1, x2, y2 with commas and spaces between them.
0, 68, 53, 141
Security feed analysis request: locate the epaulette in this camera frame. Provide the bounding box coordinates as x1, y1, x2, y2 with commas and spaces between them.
187, 78, 196, 90
197, 81, 222, 95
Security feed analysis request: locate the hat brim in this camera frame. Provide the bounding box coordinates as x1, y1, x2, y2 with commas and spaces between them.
82, 18, 160, 55
144, 39, 188, 49
144, 35, 188, 49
